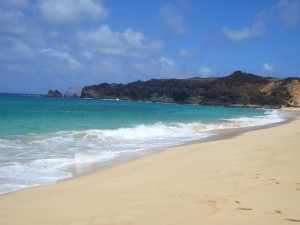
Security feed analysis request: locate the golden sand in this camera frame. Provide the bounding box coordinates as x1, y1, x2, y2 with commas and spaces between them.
1, 116, 300, 225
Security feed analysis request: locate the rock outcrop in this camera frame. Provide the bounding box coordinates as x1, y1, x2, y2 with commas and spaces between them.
81, 71, 300, 108
45, 90, 63, 97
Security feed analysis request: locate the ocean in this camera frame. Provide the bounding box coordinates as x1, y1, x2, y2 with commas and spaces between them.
0, 93, 285, 194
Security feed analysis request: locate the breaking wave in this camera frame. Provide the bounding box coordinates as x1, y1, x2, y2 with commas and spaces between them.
0, 109, 285, 194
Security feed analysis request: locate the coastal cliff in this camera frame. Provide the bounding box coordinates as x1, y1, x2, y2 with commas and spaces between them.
81, 71, 300, 108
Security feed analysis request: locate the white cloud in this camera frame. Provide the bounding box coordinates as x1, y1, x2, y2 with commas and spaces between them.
275, 0, 300, 27
262, 63, 274, 72
38, 0, 109, 26
198, 66, 213, 77
179, 48, 197, 59
222, 21, 266, 42
159, 56, 175, 67
75, 25, 164, 58
39, 48, 81, 68
158, 1, 187, 36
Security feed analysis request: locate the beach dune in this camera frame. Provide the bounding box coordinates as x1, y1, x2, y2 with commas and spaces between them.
1, 116, 300, 225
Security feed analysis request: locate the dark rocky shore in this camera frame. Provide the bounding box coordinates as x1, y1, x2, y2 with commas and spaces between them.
81, 71, 300, 108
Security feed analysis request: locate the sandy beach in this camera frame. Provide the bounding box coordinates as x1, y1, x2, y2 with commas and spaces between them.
1, 113, 300, 225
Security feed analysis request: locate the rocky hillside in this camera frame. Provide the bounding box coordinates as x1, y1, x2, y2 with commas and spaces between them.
81, 71, 300, 108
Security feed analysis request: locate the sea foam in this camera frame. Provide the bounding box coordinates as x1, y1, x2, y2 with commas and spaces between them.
0, 109, 285, 194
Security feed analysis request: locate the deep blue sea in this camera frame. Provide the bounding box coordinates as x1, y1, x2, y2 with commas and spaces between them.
0, 93, 285, 194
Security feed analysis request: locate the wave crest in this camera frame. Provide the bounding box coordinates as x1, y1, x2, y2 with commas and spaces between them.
0, 109, 285, 194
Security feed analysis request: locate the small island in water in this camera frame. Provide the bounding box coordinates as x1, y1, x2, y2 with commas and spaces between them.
44, 90, 63, 98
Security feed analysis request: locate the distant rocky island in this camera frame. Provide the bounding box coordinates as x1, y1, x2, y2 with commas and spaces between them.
81, 71, 300, 108
45, 90, 63, 98
45, 86, 83, 98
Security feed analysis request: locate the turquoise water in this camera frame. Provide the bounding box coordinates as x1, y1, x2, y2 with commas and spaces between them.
0, 94, 285, 194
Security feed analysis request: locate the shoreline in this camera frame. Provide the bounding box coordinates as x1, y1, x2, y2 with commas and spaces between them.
1, 110, 300, 224
64, 108, 297, 180
0, 108, 296, 195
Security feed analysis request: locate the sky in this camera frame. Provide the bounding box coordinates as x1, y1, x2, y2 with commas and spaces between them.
0, 0, 299, 94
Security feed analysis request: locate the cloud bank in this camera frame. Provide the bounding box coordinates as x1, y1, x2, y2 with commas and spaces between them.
74, 25, 164, 58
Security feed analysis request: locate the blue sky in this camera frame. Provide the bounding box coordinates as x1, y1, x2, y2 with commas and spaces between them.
0, 0, 299, 94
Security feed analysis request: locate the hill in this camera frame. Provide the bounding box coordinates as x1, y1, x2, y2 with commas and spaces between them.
81, 71, 300, 108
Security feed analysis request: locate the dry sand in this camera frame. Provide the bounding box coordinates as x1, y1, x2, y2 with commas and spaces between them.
1, 115, 300, 225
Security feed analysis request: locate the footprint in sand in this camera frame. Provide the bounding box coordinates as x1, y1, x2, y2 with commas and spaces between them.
235, 200, 253, 211
261, 178, 280, 185
237, 207, 253, 211
249, 174, 261, 179
294, 183, 300, 191
263, 209, 282, 215
248, 173, 282, 186
285, 218, 300, 223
